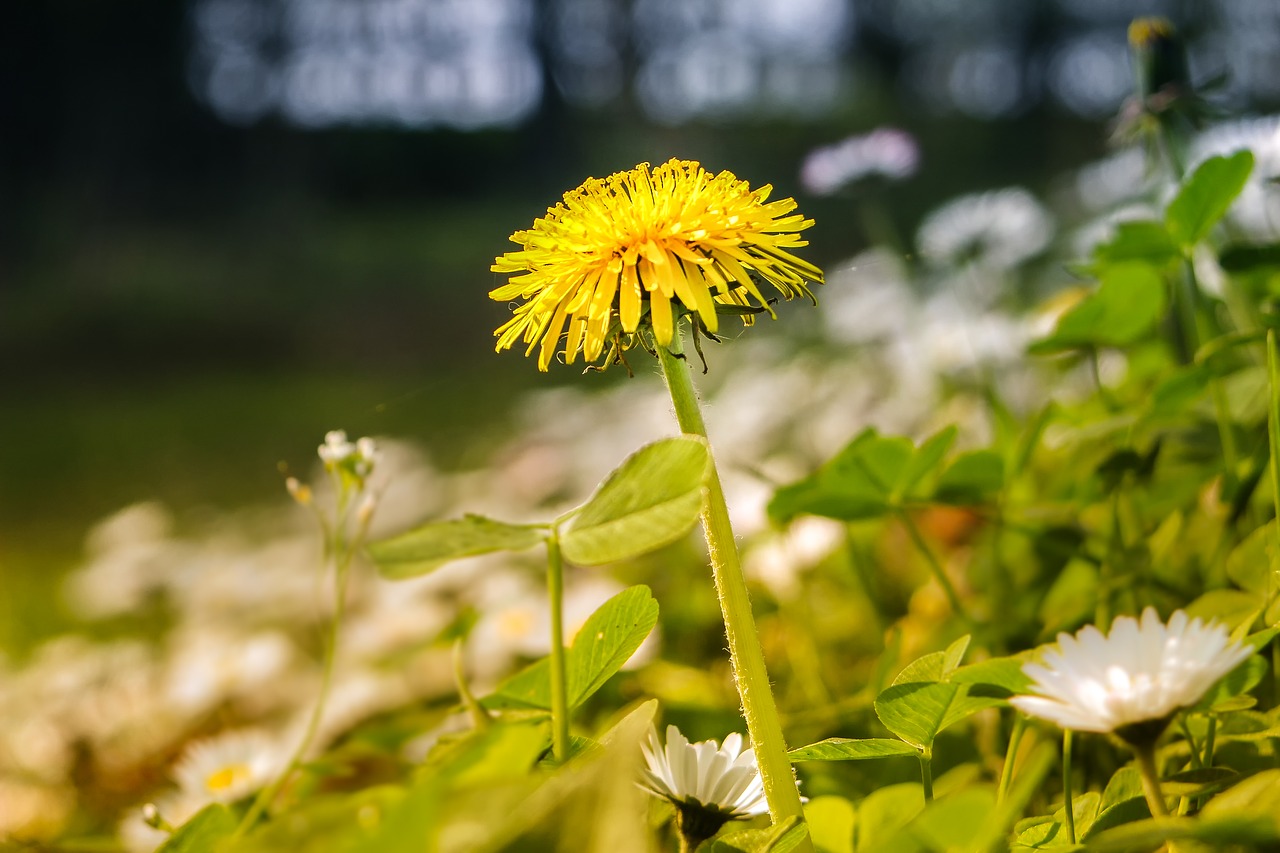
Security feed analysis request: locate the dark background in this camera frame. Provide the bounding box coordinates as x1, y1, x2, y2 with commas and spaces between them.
2, 0, 1277, 648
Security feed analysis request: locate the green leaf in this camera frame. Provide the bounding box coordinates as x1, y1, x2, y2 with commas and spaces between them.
893, 651, 947, 686
890, 787, 996, 851
705, 817, 805, 853
788, 738, 918, 761
932, 451, 1004, 505
1092, 220, 1180, 267
769, 429, 956, 524
486, 585, 659, 710
1225, 524, 1275, 596
1219, 242, 1280, 273
1166, 151, 1255, 247
560, 437, 710, 565
899, 427, 958, 496
1148, 365, 1211, 419
1190, 655, 1268, 712
950, 656, 1033, 695
1201, 768, 1280, 835
157, 804, 236, 853
854, 783, 924, 851
803, 797, 855, 853
370, 514, 546, 580
873, 682, 1004, 750
1031, 262, 1166, 353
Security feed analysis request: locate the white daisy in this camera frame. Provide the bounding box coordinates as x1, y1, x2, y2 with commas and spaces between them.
171, 728, 284, 804
800, 127, 920, 195
641, 724, 769, 820
916, 187, 1055, 272
1010, 608, 1252, 738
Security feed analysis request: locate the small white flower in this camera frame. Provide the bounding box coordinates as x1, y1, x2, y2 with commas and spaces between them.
171, 728, 284, 803
917, 187, 1054, 271
640, 725, 769, 818
1010, 608, 1253, 735
318, 430, 356, 465
800, 127, 920, 195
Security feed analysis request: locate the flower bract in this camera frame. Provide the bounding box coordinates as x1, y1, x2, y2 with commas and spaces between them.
491, 159, 823, 371
1009, 608, 1252, 735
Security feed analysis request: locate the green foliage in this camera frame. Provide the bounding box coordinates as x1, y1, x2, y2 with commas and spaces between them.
1030, 262, 1166, 353
157, 805, 236, 853
485, 585, 659, 710
560, 436, 710, 565
1165, 151, 1255, 248
369, 514, 547, 579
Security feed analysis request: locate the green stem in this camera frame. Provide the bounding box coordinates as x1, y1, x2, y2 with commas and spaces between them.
546, 531, 570, 763
918, 749, 934, 804
898, 511, 970, 623
1062, 730, 1077, 845
996, 714, 1027, 806
1134, 742, 1170, 818
657, 328, 811, 850
234, 546, 351, 838
1268, 331, 1280, 605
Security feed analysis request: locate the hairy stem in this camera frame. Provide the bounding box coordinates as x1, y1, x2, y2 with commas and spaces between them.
657, 327, 811, 850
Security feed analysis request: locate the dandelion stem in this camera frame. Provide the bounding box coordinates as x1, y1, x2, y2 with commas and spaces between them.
899, 511, 970, 623
996, 714, 1026, 806
1062, 729, 1077, 845
546, 531, 570, 763
657, 326, 811, 850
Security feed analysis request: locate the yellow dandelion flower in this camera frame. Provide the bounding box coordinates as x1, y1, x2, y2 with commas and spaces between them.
491, 159, 824, 371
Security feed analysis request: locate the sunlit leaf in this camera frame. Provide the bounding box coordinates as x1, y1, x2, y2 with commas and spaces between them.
1092, 220, 1180, 267
560, 437, 710, 565
370, 514, 546, 579
873, 682, 1004, 750
932, 451, 1004, 505
486, 585, 659, 710
1031, 262, 1166, 353
706, 817, 806, 853
803, 796, 855, 853
788, 738, 918, 761
156, 804, 236, 853
1166, 151, 1255, 247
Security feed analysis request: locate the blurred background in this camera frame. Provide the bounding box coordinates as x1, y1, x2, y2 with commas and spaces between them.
4, 0, 1280, 651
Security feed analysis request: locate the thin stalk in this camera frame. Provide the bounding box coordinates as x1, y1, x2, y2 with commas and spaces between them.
996, 714, 1027, 806
546, 531, 570, 763
1133, 743, 1170, 818
1062, 730, 1077, 845
234, 542, 352, 838
918, 749, 934, 804
1268, 330, 1280, 605
898, 511, 970, 623
657, 328, 811, 850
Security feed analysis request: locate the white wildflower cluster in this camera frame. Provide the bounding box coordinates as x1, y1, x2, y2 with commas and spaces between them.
917, 187, 1055, 272
318, 429, 379, 480
800, 127, 921, 196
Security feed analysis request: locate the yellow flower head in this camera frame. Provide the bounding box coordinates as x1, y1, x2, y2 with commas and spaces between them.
491, 159, 823, 371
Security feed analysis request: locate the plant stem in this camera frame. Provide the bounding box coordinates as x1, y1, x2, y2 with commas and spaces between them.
996, 714, 1027, 806
1133, 742, 1170, 818
898, 511, 970, 623
1062, 730, 1077, 845
657, 327, 811, 850
546, 531, 570, 763
1268, 330, 1280, 607
234, 541, 352, 838
918, 748, 934, 804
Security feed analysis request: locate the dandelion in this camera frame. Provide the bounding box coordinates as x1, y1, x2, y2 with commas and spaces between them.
491, 159, 823, 371
172, 729, 283, 804
641, 725, 773, 852
1011, 608, 1252, 819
